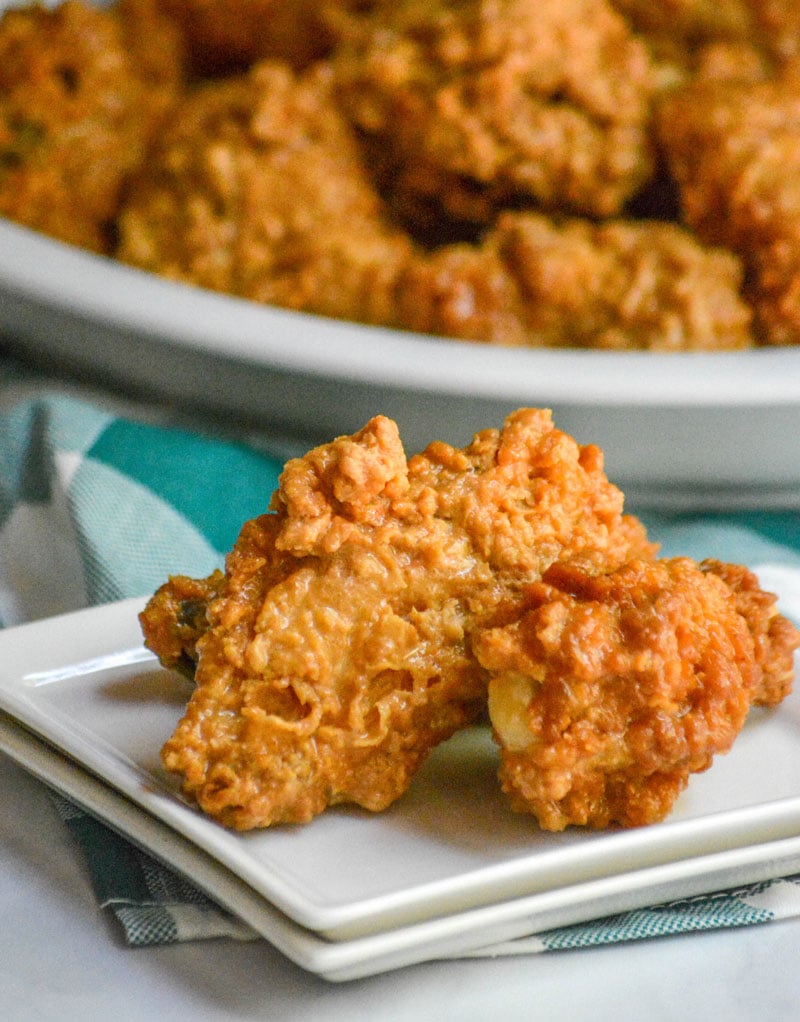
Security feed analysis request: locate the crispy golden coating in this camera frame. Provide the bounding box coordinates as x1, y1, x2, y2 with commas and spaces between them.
759, 2, 800, 64
687, 42, 776, 86
476, 556, 797, 831
0, 0, 184, 253
701, 559, 799, 706
116, 59, 412, 325
141, 409, 653, 829
118, 0, 187, 97
396, 212, 753, 350
610, 1, 800, 85
332, 0, 655, 227
610, 0, 754, 79
657, 69, 800, 345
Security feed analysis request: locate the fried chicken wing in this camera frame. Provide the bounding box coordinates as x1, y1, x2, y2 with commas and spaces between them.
396, 212, 753, 350
657, 68, 800, 345
476, 557, 798, 831
0, 0, 184, 253
610, 0, 755, 80
116, 59, 412, 325
610, 1, 800, 86
331, 0, 655, 231
141, 409, 653, 829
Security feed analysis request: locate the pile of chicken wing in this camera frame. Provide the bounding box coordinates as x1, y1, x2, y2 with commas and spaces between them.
140, 410, 799, 831
5, 0, 800, 348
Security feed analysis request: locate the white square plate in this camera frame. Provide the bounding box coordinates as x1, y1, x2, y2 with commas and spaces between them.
2, 598, 800, 949
6, 709, 800, 982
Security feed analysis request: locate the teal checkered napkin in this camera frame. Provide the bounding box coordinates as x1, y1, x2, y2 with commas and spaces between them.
0, 391, 283, 626
49, 792, 257, 944
3, 388, 800, 955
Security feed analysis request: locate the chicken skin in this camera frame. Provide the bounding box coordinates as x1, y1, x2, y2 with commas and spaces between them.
657, 66, 800, 345
0, 0, 184, 253
331, 0, 655, 231
116, 59, 412, 325
476, 557, 798, 831
141, 409, 653, 829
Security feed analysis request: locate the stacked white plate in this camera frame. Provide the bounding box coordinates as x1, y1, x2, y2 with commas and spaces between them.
2, 598, 800, 980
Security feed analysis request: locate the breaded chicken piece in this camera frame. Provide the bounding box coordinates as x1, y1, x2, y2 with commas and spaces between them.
657, 68, 800, 345
331, 0, 655, 231
116, 59, 412, 326
141, 409, 654, 829
0, 0, 184, 253
476, 557, 798, 831
610, 1, 800, 84
396, 212, 753, 350
610, 0, 755, 78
